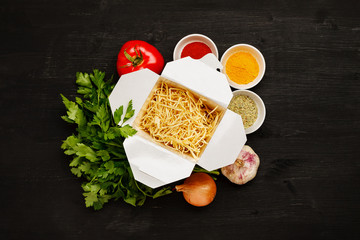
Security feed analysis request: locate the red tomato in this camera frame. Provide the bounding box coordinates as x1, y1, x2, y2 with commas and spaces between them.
116, 40, 165, 76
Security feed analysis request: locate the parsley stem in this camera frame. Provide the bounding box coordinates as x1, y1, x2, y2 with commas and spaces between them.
89, 176, 97, 184
104, 142, 123, 148
133, 179, 153, 198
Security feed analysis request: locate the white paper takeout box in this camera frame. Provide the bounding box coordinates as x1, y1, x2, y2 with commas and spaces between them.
109, 57, 247, 188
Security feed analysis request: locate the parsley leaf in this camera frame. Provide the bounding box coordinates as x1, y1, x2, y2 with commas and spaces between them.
123, 100, 135, 123
113, 106, 123, 125
119, 124, 137, 138
83, 192, 98, 208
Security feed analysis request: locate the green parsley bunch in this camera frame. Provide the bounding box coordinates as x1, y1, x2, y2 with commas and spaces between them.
60, 69, 171, 210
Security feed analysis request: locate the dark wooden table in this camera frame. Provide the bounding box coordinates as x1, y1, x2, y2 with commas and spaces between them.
1, 0, 359, 239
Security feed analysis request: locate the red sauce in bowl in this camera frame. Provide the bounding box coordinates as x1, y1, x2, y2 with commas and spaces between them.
180, 42, 212, 59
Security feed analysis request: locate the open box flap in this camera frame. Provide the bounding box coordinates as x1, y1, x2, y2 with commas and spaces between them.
161, 57, 232, 108
197, 109, 247, 171
199, 53, 223, 71
128, 163, 167, 189
124, 135, 195, 188
108, 69, 159, 126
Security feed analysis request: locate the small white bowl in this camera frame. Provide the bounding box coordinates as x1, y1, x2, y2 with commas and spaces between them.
221, 44, 265, 90
173, 34, 219, 61
231, 89, 266, 134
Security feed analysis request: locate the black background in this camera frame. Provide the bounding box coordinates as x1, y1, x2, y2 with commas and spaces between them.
1, 0, 359, 239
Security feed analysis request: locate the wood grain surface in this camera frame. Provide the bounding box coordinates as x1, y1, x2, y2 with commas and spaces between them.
1, 0, 359, 239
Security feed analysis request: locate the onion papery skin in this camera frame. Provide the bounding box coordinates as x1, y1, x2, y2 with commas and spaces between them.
175, 173, 217, 207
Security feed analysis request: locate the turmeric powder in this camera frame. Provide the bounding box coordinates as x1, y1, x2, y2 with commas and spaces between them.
225, 51, 259, 85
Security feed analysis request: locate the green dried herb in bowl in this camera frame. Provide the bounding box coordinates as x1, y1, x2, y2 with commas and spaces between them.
227, 89, 266, 134
228, 95, 258, 129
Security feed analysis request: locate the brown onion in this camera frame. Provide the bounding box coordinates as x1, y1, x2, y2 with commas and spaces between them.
175, 173, 216, 207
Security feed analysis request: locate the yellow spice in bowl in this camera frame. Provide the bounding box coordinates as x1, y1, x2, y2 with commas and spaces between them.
225, 52, 259, 85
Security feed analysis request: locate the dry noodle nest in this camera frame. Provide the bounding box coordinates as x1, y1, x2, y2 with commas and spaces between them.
139, 81, 221, 159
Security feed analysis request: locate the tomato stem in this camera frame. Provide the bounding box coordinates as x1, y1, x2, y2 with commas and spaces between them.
122, 46, 144, 68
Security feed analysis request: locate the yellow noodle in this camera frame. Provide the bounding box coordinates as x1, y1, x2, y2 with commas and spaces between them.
139, 81, 220, 159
